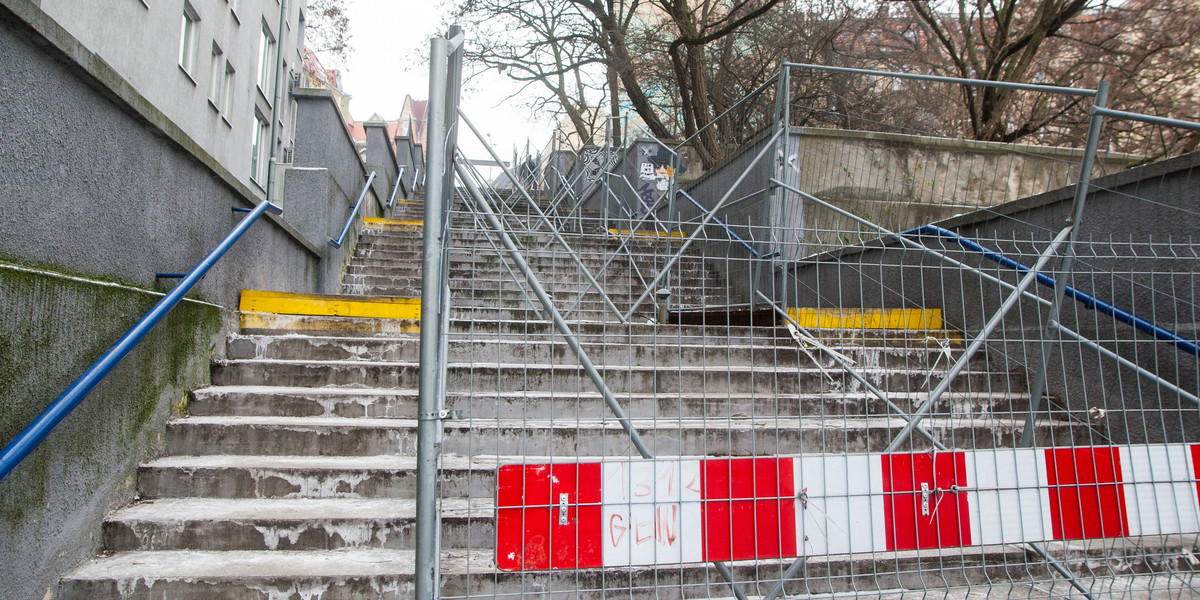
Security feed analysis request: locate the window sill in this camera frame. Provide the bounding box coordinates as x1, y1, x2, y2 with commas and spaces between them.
179, 64, 198, 86
231, 9, 241, 25
257, 85, 273, 108
222, 115, 233, 129
208, 98, 220, 113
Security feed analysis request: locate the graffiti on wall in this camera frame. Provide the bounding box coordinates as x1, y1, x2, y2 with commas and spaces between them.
635, 145, 688, 214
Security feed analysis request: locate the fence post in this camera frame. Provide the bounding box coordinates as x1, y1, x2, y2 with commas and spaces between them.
415, 26, 462, 600
1020, 80, 1109, 447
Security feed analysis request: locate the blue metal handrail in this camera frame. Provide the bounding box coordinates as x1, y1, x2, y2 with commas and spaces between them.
678, 189, 760, 257
0, 199, 283, 484
329, 171, 376, 248
386, 167, 408, 209
907, 224, 1199, 356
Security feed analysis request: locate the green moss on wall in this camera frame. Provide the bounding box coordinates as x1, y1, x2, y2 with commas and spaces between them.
0, 266, 225, 534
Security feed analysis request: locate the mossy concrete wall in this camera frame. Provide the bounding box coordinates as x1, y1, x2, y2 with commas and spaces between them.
0, 265, 224, 600
0, 3, 349, 597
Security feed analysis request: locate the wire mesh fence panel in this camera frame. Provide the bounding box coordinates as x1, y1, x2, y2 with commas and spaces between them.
418, 54, 1200, 600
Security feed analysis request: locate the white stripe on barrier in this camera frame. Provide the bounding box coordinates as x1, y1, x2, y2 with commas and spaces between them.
795, 455, 885, 555
965, 448, 1050, 545
1121, 444, 1199, 536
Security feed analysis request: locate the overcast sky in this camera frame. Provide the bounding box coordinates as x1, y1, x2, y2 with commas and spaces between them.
333, 0, 555, 162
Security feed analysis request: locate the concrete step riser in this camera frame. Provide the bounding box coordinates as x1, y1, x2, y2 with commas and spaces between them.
327, 295, 663, 315
103, 513, 491, 552
353, 244, 710, 262
338, 284, 721, 306
56, 552, 1191, 600
354, 238, 703, 256
226, 334, 971, 370
57, 549, 1191, 600
137, 464, 487, 500
238, 313, 952, 346
348, 254, 711, 268
188, 388, 1030, 422
164, 419, 1075, 458
210, 361, 1014, 396
344, 265, 714, 282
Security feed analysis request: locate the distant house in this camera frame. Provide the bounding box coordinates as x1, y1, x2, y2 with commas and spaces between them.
346, 95, 428, 158
398, 95, 429, 148
301, 47, 352, 124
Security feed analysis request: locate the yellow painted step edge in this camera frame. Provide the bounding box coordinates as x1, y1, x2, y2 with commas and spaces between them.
364, 217, 423, 228
240, 312, 420, 334
606, 228, 685, 239
786, 307, 943, 331
240, 289, 421, 320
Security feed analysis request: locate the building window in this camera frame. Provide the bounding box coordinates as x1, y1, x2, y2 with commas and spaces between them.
208, 43, 224, 107
179, 3, 200, 75
257, 24, 276, 97
220, 61, 235, 118
251, 112, 270, 184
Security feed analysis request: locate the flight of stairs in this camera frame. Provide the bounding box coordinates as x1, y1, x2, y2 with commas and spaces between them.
58, 192, 1111, 599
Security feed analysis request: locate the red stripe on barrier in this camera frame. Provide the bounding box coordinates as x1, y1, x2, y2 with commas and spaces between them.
881, 452, 971, 551
700, 457, 797, 561
1045, 447, 1128, 540
495, 463, 603, 570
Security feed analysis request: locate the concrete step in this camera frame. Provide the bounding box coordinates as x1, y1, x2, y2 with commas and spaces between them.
348, 251, 710, 269
187, 386, 1030, 421
224, 332, 976, 370
136, 454, 498, 500
162, 415, 1074, 457
209, 358, 1015, 396
56, 542, 1195, 600
237, 312, 965, 348
343, 262, 712, 282
102, 497, 490, 552
353, 236, 708, 256
353, 234, 697, 255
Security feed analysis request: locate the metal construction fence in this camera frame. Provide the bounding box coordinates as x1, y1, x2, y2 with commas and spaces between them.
413, 27, 1200, 600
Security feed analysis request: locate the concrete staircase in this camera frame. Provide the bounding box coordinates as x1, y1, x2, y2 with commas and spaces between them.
58, 193, 1104, 598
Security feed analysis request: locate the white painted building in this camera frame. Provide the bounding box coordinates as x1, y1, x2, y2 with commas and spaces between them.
39, 0, 305, 196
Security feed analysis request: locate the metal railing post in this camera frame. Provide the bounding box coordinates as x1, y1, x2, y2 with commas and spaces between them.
414, 27, 458, 600
1020, 81, 1109, 448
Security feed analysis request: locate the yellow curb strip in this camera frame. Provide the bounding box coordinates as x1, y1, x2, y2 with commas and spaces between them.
240, 289, 421, 320
786, 307, 943, 330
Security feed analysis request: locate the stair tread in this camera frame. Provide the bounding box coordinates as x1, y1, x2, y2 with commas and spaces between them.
191, 385, 1024, 400
107, 497, 486, 521
64, 549, 428, 579
215, 357, 985, 375
174, 414, 1046, 429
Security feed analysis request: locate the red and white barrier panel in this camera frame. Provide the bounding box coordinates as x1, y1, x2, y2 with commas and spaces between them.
495, 444, 1200, 570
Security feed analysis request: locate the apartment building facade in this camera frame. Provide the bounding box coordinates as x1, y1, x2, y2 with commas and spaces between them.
39, 0, 305, 196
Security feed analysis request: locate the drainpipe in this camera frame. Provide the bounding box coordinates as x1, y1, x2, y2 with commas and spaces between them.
264, 0, 289, 204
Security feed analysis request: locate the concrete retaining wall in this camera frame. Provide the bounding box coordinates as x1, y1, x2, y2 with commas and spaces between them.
394, 136, 417, 200
784, 150, 1200, 446
0, 7, 352, 598
788, 127, 1139, 248
286, 89, 381, 279
364, 121, 399, 206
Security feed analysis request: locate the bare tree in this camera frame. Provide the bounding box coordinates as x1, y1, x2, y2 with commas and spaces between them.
898, 0, 1096, 143
456, 0, 609, 147
864, 0, 1200, 155
305, 0, 353, 67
